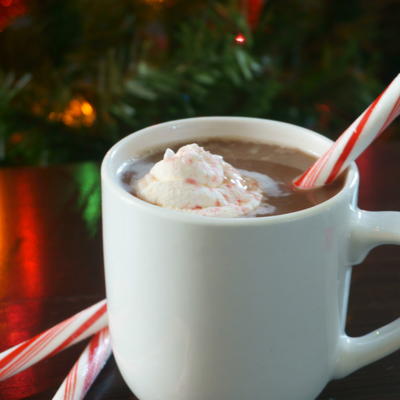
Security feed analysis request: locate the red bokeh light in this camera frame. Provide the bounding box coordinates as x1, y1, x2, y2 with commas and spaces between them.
234, 33, 246, 45
0, 0, 27, 31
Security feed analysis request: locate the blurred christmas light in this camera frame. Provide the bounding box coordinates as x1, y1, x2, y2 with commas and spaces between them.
315, 103, 332, 129
48, 98, 96, 128
241, 0, 265, 30
234, 33, 247, 44
80, 101, 94, 116
316, 103, 331, 113
73, 163, 101, 236
0, 0, 27, 31
9, 132, 23, 144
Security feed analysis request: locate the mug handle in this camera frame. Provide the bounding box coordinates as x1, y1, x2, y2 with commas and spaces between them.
333, 209, 400, 379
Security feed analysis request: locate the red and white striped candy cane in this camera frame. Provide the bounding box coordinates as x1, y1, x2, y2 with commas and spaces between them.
0, 299, 107, 381
294, 74, 400, 189
52, 327, 112, 400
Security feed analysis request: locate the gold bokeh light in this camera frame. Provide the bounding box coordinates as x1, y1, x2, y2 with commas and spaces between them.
48, 97, 96, 128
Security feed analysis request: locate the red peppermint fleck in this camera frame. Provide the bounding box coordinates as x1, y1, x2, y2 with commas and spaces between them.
215, 200, 222, 207
192, 205, 203, 210
185, 178, 197, 185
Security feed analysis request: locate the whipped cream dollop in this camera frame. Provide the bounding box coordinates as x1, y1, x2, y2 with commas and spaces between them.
135, 143, 263, 217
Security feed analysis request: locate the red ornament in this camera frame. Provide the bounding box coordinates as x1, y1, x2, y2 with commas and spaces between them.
0, 0, 27, 31
241, 0, 265, 30
234, 33, 247, 45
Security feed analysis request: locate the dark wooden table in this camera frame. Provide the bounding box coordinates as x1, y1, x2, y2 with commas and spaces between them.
0, 142, 399, 400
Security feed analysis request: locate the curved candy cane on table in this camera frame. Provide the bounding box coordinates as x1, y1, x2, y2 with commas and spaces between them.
0, 299, 107, 381
52, 327, 112, 400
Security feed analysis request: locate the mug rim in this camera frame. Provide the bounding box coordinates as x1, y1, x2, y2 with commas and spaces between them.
101, 116, 359, 226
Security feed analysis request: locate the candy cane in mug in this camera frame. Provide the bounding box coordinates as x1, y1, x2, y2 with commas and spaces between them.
294, 74, 400, 189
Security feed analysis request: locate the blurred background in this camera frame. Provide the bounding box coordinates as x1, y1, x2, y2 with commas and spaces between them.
0, 0, 399, 167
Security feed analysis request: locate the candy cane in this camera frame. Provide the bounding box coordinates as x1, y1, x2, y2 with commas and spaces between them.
294, 74, 400, 189
52, 327, 111, 400
0, 300, 107, 381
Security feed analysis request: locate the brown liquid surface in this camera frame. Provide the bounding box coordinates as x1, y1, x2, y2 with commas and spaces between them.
120, 139, 345, 217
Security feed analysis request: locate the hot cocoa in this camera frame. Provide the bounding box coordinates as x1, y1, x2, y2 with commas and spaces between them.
119, 138, 345, 217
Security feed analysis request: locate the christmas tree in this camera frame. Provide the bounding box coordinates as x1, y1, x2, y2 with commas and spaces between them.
0, 0, 398, 166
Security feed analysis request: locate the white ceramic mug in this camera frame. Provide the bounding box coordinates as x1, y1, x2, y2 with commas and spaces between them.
101, 117, 400, 400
